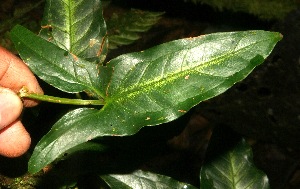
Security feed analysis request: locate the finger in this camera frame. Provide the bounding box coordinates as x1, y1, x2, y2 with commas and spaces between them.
0, 46, 43, 107
0, 87, 23, 130
0, 120, 31, 157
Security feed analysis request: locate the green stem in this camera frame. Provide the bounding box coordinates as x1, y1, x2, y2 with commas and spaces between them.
18, 87, 105, 106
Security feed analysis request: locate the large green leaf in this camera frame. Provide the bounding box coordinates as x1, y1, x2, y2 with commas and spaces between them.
100, 170, 197, 189
28, 31, 281, 173
10, 25, 105, 97
39, 0, 108, 62
200, 140, 270, 189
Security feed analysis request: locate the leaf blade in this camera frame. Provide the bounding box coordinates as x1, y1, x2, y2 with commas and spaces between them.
40, 0, 108, 62
105, 30, 281, 123
200, 140, 270, 189
107, 9, 163, 49
10, 25, 104, 97
100, 170, 197, 189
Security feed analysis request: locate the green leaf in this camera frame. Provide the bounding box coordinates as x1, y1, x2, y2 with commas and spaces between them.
104, 31, 281, 125
100, 170, 197, 189
28, 30, 281, 173
107, 9, 163, 49
39, 0, 108, 62
10, 25, 105, 97
200, 140, 270, 189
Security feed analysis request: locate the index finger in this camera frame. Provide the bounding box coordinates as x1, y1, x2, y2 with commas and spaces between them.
0, 46, 43, 107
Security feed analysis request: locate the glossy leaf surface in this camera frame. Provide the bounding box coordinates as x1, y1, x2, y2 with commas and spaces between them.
200, 140, 270, 189
39, 0, 108, 62
27, 30, 281, 173
100, 170, 197, 189
11, 25, 104, 97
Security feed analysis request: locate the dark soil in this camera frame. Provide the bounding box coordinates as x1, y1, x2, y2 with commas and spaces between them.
1, 0, 300, 188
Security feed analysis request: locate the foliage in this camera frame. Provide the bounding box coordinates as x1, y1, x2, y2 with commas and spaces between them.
200, 140, 270, 189
9, 0, 281, 187
101, 170, 197, 189
0, 0, 161, 53
107, 9, 164, 49
184, 0, 298, 20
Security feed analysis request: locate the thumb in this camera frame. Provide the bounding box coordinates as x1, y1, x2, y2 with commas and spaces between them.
0, 87, 23, 130
0, 87, 31, 157
0, 120, 31, 157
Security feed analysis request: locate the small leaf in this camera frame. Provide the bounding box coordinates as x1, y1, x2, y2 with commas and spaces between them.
10, 25, 105, 97
39, 0, 108, 62
200, 140, 270, 189
100, 170, 197, 189
28, 31, 281, 173
107, 9, 164, 49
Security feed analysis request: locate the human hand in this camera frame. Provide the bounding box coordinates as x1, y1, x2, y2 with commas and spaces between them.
0, 46, 43, 157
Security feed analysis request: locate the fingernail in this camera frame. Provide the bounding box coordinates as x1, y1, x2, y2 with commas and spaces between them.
0, 89, 22, 129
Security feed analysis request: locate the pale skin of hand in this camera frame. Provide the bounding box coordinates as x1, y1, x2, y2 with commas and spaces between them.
0, 46, 43, 157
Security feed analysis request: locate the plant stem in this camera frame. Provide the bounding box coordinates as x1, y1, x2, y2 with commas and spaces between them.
18, 87, 105, 106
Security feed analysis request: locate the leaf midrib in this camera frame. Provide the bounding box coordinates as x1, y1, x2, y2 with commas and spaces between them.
106, 47, 240, 103
66, 0, 73, 52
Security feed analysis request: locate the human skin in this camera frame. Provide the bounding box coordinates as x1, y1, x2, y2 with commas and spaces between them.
0, 46, 43, 157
